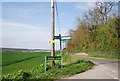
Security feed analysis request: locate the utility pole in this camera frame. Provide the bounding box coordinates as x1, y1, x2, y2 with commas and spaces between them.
51, 0, 55, 66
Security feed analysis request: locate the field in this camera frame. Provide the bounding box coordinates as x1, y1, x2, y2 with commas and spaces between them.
2, 52, 94, 80
2, 51, 95, 80
2, 51, 51, 75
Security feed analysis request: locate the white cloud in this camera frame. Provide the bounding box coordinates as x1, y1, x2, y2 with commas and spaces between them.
2, 21, 52, 49
3, 5, 44, 18
3, 21, 41, 30
15, 8, 41, 17
2, 21, 68, 50
75, 2, 96, 11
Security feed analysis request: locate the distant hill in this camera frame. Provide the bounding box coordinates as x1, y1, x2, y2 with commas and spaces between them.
1, 48, 51, 52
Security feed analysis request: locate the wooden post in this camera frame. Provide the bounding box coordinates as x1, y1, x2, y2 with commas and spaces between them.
51, 0, 55, 66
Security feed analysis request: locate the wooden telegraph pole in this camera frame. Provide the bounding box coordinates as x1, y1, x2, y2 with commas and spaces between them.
51, 0, 55, 66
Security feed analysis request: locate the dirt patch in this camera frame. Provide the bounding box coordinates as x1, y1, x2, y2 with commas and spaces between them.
76, 53, 88, 56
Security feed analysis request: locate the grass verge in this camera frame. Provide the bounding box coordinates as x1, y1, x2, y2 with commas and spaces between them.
89, 55, 120, 60
76, 50, 120, 60
88, 50, 120, 60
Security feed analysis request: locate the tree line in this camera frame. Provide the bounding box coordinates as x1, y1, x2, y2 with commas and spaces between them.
64, 1, 120, 53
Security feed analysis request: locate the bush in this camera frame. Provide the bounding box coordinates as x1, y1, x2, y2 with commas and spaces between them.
31, 64, 44, 73
2, 70, 30, 80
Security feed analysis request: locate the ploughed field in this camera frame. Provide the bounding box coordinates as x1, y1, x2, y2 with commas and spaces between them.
2, 51, 50, 75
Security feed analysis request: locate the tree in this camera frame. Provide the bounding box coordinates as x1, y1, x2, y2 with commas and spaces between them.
65, 2, 119, 53
96, 1, 116, 23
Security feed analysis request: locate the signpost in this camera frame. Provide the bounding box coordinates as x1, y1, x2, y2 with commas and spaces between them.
61, 40, 68, 43
54, 35, 70, 55
54, 34, 62, 55
47, 34, 70, 71
59, 34, 62, 55
54, 36, 61, 39
46, 0, 72, 70
46, 56, 62, 60
48, 40, 56, 44
61, 36, 71, 40
45, 56, 63, 71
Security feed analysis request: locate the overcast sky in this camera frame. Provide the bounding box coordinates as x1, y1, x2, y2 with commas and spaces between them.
1, 0, 119, 50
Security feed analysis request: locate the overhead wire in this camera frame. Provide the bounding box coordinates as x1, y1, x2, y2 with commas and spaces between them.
55, 0, 61, 34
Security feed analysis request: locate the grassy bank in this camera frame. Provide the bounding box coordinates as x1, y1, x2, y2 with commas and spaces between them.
85, 50, 120, 60
30, 59, 94, 79
69, 50, 120, 60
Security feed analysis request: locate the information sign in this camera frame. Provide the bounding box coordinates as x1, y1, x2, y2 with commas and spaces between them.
48, 40, 56, 44
46, 56, 62, 60
45, 56, 63, 71
54, 36, 61, 39
61, 40, 68, 43
61, 36, 71, 40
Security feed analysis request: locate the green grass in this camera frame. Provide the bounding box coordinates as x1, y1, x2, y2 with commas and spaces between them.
77, 54, 120, 60
89, 55, 120, 59
2, 51, 51, 75
74, 50, 120, 60
30, 59, 94, 79
2, 51, 95, 80
2, 59, 94, 80
87, 50, 120, 60
2, 51, 50, 66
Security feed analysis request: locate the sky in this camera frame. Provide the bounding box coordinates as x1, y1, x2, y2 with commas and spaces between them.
1, 0, 119, 50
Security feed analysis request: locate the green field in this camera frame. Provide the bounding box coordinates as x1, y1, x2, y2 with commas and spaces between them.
2, 51, 51, 75
2, 51, 95, 80
2, 52, 94, 80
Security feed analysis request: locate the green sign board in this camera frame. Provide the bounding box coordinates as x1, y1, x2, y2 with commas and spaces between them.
54, 36, 61, 39
46, 56, 62, 60
45, 56, 63, 71
61, 40, 68, 43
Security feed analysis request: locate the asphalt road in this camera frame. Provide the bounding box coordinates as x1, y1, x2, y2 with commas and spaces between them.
65, 55, 120, 80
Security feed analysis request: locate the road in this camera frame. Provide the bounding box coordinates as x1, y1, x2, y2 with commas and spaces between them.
64, 55, 120, 80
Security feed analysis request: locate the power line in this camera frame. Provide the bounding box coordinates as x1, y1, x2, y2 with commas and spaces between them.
55, 0, 61, 34
55, 0, 62, 55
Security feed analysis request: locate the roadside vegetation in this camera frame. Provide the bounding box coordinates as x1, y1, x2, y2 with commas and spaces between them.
2, 52, 94, 80
75, 50, 120, 60
87, 50, 120, 59
64, 2, 120, 60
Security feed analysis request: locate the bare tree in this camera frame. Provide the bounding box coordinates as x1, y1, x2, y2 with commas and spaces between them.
96, 1, 116, 23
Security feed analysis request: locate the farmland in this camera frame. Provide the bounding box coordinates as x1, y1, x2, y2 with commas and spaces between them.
2, 51, 50, 75
2, 51, 95, 80
2, 51, 94, 80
